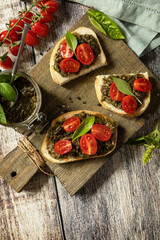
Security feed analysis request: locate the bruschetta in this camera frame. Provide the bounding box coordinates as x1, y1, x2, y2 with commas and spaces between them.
41, 110, 118, 163
50, 27, 107, 85
95, 72, 151, 118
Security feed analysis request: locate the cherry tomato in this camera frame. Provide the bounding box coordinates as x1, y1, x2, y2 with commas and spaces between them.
10, 19, 24, 32
110, 82, 125, 101
80, 134, 97, 155
31, 22, 49, 37
40, 10, 53, 23
21, 11, 33, 24
133, 78, 152, 92
44, 1, 59, 13
0, 56, 13, 70
25, 30, 39, 46
60, 58, 80, 73
54, 139, 72, 155
63, 116, 81, 132
0, 30, 19, 44
9, 43, 22, 56
76, 43, 94, 65
122, 95, 137, 114
60, 40, 74, 58
91, 124, 112, 141
36, 0, 48, 8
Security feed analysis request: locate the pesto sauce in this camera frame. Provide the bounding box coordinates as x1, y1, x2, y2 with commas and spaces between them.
0, 77, 37, 123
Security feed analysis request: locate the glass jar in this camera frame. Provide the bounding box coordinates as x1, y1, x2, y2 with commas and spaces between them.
0, 70, 42, 129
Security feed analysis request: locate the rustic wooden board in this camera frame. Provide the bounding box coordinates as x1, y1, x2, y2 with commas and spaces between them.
1, 11, 160, 195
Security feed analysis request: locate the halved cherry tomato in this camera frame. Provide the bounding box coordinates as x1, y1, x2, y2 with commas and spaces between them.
80, 134, 97, 155
25, 30, 39, 46
110, 82, 125, 101
40, 10, 53, 23
60, 40, 74, 58
133, 78, 152, 92
31, 22, 49, 38
54, 139, 72, 155
60, 58, 80, 73
0, 56, 13, 70
9, 43, 22, 56
21, 11, 33, 24
76, 43, 94, 65
122, 95, 137, 114
0, 30, 19, 44
44, 1, 59, 13
10, 19, 24, 32
63, 116, 81, 132
91, 124, 112, 141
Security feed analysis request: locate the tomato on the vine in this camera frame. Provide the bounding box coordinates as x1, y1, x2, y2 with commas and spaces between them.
122, 95, 137, 114
0, 30, 19, 44
21, 11, 33, 24
63, 117, 81, 132
10, 19, 24, 32
44, 1, 59, 13
0, 56, 13, 70
76, 43, 94, 65
80, 134, 97, 155
9, 43, 22, 56
54, 140, 72, 155
133, 78, 152, 92
31, 22, 49, 38
60, 58, 80, 73
91, 124, 112, 141
36, 0, 48, 8
110, 82, 125, 101
40, 10, 53, 23
25, 30, 39, 46
60, 40, 74, 58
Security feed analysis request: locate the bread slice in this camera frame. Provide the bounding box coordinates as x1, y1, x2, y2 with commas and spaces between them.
95, 72, 151, 118
50, 27, 107, 85
41, 110, 118, 164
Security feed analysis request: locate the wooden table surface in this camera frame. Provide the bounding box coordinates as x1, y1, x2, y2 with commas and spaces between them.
0, 1, 160, 239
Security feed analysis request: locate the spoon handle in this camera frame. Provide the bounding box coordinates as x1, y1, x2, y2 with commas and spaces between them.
11, 23, 30, 84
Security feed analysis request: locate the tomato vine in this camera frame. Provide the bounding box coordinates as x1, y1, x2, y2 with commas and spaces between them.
0, 0, 59, 69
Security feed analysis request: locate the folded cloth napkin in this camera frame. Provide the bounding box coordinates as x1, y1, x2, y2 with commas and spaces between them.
68, 0, 160, 56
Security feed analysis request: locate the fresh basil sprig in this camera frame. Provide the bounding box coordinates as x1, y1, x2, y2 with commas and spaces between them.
127, 120, 160, 164
112, 77, 142, 104
66, 31, 78, 56
72, 116, 95, 142
0, 104, 7, 125
88, 10, 125, 40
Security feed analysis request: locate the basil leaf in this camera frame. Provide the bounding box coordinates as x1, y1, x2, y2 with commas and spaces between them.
88, 15, 106, 35
0, 83, 16, 102
88, 10, 125, 40
0, 104, 7, 125
112, 77, 142, 104
0, 74, 11, 83
72, 116, 95, 142
66, 31, 77, 53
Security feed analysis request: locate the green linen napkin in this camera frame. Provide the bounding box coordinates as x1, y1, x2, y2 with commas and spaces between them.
68, 0, 160, 56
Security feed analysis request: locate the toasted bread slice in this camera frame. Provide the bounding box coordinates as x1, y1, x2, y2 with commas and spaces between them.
41, 110, 118, 164
95, 72, 151, 118
50, 27, 107, 85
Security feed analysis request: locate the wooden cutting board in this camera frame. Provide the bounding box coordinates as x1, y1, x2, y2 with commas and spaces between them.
0, 11, 160, 195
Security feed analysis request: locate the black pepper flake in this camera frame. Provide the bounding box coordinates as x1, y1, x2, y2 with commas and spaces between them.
40, 52, 43, 56
97, 103, 101, 107
77, 96, 81, 100
83, 101, 86, 104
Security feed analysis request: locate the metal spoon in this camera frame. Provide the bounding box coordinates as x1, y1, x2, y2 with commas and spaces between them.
10, 23, 30, 106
